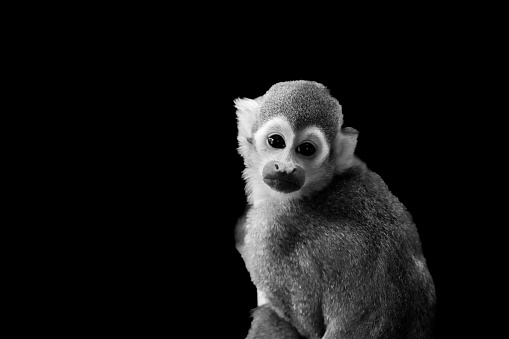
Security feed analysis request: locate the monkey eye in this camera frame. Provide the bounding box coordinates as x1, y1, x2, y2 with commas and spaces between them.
267, 134, 286, 149
296, 142, 316, 156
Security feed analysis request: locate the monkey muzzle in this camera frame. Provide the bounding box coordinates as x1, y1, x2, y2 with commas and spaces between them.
262, 161, 305, 194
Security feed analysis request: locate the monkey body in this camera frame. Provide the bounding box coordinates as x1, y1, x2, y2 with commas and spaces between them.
235, 81, 435, 338
237, 164, 435, 338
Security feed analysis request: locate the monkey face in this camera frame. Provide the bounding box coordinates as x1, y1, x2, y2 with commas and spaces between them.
235, 81, 358, 205
252, 116, 333, 197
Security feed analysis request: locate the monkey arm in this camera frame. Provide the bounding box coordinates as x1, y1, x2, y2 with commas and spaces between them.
246, 305, 304, 339
257, 289, 268, 306
321, 319, 342, 339
235, 206, 251, 251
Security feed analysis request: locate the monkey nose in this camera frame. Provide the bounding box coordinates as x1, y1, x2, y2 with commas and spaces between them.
272, 161, 296, 174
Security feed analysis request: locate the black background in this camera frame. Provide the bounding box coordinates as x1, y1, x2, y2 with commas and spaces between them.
12, 4, 504, 337
66, 22, 498, 338
104, 65, 476, 337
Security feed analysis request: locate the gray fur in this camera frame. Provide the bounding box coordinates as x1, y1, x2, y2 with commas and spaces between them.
236, 81, 435, 338
259, 81, 342, 142
237, 163, 436, 338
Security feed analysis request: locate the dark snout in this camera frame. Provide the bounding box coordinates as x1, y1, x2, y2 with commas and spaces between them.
262, 161, 305, 193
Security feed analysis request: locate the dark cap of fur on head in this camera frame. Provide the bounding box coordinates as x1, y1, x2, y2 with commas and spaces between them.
259, 81, 343, 142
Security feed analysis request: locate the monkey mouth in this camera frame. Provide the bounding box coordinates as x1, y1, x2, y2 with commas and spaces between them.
263, 177, 303, 194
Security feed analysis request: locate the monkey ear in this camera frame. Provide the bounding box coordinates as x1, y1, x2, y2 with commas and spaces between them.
234, 97, 262, 141
333, 127, 359, 173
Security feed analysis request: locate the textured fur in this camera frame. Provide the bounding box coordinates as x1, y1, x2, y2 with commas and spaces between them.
247, 305, 305, 339
237, 165, 436, 338
258, 81, 342, 143
235, 81, 435, 338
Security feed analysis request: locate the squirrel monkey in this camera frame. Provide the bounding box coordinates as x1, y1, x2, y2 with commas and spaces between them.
234, 81, 436, 339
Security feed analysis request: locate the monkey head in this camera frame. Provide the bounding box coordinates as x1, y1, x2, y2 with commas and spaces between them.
235, 80, 359, 206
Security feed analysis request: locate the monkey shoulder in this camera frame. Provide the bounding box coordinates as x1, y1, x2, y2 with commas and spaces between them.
297, 164, 424, 261
313, 165, 418, 232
